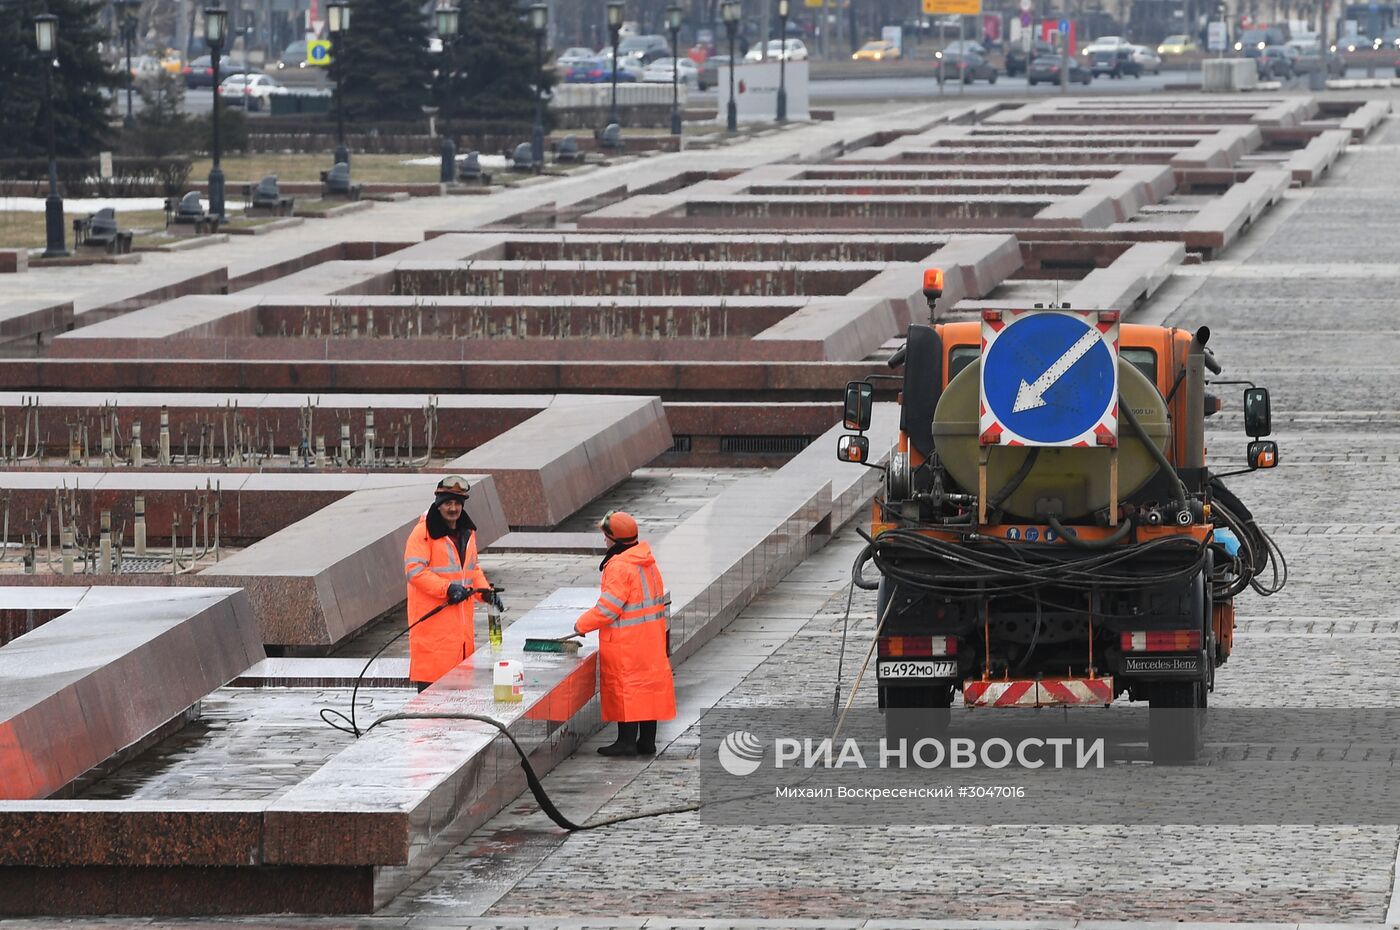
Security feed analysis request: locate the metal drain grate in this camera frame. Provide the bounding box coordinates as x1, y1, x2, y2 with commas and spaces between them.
719, 435, 812, 455
668, 435, 693, 453
118, 557, 170, 574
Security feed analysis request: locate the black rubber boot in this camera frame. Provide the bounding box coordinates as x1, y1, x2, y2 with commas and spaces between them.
636, 720, 657, 756
598, 722, 639, 756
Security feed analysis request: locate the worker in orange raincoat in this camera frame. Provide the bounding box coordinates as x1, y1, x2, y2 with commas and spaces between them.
573, 510, 676, 756
404, 475, 501, 690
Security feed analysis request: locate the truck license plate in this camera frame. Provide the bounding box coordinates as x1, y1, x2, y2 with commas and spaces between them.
878, 659, 957, 679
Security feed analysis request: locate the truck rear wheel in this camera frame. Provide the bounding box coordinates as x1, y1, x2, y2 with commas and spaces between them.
882, 685, 953, 745
1147, 681, 1205, 764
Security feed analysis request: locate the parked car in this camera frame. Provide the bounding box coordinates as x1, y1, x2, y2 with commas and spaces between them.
936, 50, 998, 83
1004, 39, 1055, 76
1157, 34, 1198, 55
126, 53, 164, 86
564, 57, 638, 83
642, 57, 699, 86
1090, 46, 1141, 77
1235, 27, 1286, 52
1081, 35, 1131, 58
1129, 44, 1162, 73
744, 38, 808, 61
183, 55, 251, 88
852, 39, 900, 61
1395, 54, 1400, 76
598, 48, 647, 79
217, 73, 288, 111
1027, 55, 1092, 85
1290, 40, 1346, 76
617, 34, 670, 64
940, 39, 987, 57
1260, 44, 1298, 78
275, 40, 309, 70
697, 53, 730, 89
555, 46, 596, 68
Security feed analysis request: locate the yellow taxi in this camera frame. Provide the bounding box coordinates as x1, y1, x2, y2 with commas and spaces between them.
160, 50, 184, 74
1156, 34, 1199, 55
853, 39, 901, 61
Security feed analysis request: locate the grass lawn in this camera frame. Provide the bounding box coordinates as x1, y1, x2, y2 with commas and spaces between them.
188, 153, 440, 184
0, 209, 167, 251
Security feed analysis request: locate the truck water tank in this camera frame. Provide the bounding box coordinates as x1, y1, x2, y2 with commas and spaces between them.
931, 357, 1171, 521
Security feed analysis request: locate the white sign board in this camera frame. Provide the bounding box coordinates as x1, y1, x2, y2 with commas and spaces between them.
1207, 21, 1227, 51
99, 151, 113, 180
714, 60, 810, 124
882, 25, 902, 51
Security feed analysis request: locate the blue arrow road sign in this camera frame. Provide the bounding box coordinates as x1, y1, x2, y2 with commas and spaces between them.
1058, 18, 1070, 33
981, 311, 1117, 446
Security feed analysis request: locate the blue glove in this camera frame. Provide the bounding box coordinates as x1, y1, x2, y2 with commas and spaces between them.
446, 582, 469, 604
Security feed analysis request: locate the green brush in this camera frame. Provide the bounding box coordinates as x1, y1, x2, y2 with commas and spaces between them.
523, 633, 583, 654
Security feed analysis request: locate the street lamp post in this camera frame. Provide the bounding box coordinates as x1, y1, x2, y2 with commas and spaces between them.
722, 0, 739, 133
435, 4, 459, 183
327, 0, 350, 167
606, 1, 623, 127
666, 4, 682, 136
34, 14, 67, 258
530, 3, 547, 168
203, 5, 227, 224
117, 0, 139, 129
776, 0, 788, 122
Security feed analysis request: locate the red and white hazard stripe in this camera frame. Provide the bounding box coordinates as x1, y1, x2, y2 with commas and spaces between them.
963, 677, 1114, 707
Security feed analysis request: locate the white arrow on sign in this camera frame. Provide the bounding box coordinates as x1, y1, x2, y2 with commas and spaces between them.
1012, 328, 1101, 413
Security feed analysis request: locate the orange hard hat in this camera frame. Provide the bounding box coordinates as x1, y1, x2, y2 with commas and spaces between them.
600, 510, 638, 543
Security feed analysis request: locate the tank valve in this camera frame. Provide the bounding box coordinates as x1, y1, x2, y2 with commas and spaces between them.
1175, 510, 1193, 526
1144, 509, 1163, 527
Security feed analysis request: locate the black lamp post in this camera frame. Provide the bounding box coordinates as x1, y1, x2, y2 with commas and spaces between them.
606, 1, 623, 127
722, 0, 739, 133
666, 4, 682, 136
203, 5, 227, 224
435, 4, 458, 183
116, 0, 139, 129
776, 0, 788, 122
34, 13, 67, 258
327, 0, 350, 167
530, 3, 547, 168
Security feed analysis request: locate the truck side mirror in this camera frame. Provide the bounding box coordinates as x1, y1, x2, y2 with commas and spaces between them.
843, 381, 873, 432
837, 434, 870, 464
1243, 387, 1271, 437
1247, 440, 1279, 470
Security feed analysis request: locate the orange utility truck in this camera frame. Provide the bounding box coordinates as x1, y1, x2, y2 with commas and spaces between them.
838, 270, 1285, 762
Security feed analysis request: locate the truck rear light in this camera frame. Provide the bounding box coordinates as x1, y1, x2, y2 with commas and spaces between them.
878, 636, 956, 657
1121, 630, 1201, 652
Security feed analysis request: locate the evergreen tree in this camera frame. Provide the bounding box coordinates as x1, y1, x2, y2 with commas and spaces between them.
449, 0, 556, 124
336, 0, 435, 122
0, 0, 120, 158
126, 70, 190, 157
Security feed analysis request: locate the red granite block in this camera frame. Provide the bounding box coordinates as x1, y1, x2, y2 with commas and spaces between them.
262, 810, 408, 866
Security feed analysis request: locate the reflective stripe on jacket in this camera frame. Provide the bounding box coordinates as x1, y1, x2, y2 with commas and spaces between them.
403, 513, 490, 684
575, 541, 676, 722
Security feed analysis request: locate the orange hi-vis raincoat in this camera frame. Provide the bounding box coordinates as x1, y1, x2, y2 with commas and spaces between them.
575, 542, 677, 723
403, 513, 490, 684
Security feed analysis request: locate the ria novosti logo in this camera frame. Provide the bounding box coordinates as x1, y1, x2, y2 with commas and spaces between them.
717, 730, 765, 776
